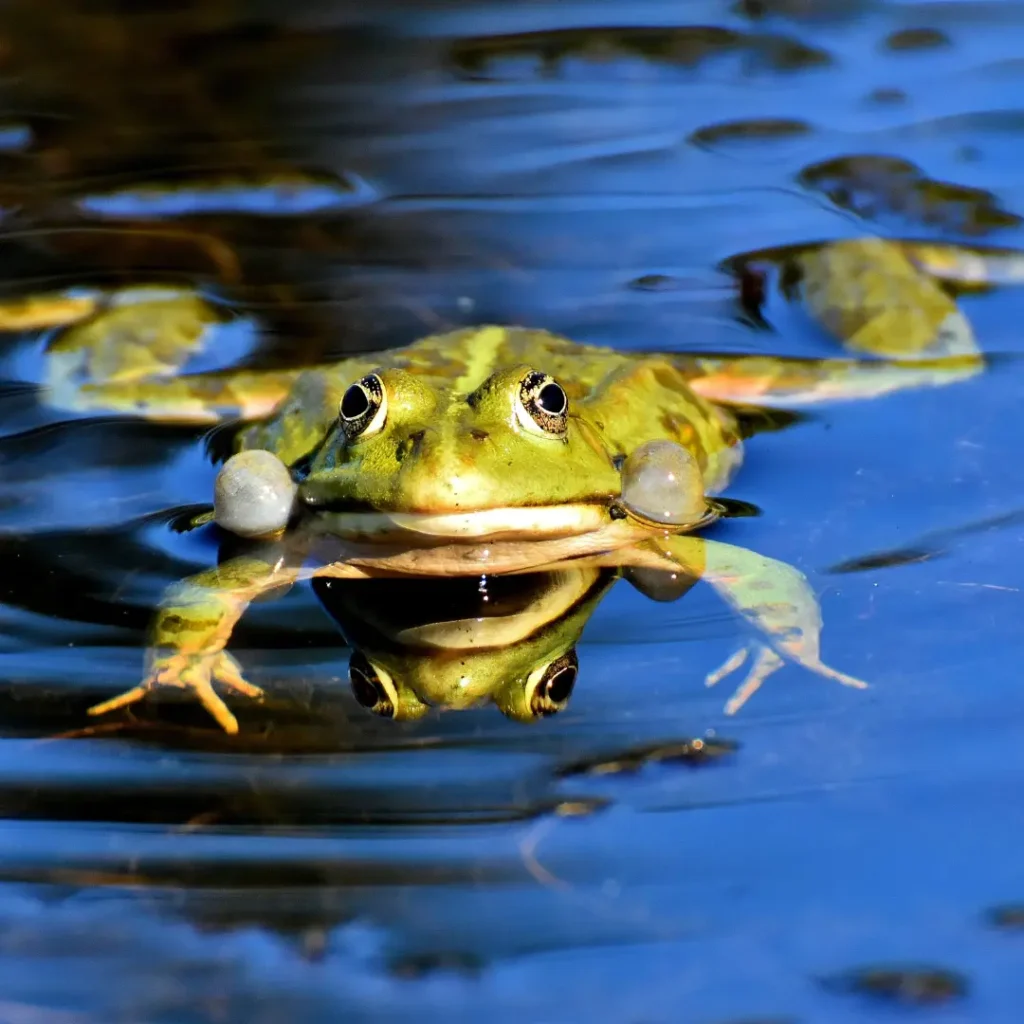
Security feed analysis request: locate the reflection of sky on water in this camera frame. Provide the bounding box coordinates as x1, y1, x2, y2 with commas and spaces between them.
77, 175, 375, 218
0, 123, 31, 151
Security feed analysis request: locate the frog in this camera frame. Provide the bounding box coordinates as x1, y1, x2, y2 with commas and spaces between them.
35, 236, 998, 733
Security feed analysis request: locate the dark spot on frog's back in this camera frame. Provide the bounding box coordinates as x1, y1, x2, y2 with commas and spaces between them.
164, 614, 221, 636
469, 428, 489, 441
658, 412, 704, 460
651, 365, 694, 396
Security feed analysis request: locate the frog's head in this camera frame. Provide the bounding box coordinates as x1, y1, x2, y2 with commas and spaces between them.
298, 365, 623, 540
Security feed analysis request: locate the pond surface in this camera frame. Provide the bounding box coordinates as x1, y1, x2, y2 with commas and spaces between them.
2, 1, 1024, 1021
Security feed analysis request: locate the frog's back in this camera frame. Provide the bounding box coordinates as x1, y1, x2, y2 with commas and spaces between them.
389, 325, 638, 397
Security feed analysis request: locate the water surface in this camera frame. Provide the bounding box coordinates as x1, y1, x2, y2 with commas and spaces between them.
1, 1, 1024, 1021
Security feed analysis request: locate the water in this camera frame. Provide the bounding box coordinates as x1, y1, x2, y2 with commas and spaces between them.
1, 1, 1024, 1020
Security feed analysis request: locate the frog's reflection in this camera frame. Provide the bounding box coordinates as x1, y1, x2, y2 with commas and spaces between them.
312, 567, 640, 722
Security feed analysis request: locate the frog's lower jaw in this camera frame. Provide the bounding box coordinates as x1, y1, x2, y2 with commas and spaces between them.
309, 503, 614, 542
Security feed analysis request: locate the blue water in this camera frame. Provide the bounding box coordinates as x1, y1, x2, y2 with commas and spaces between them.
1, 1, 1024, 1021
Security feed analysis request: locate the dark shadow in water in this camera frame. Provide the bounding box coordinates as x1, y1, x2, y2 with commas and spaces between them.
827, 508, 1024, 574
819, 964, 971, 1006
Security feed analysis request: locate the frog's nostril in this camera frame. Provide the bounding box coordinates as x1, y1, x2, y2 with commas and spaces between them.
395, 429, 428, 463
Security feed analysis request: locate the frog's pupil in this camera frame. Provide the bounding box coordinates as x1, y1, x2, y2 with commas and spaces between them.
537, 382, 566, 415
545, 662, 577, 704
341, 384, 370, 420
349, 650, 386, 709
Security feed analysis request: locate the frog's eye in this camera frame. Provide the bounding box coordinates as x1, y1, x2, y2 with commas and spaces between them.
525, 649, 578, 717
339, 373, 387, 440
515, 370, 568, 438
348, 650, 398, 718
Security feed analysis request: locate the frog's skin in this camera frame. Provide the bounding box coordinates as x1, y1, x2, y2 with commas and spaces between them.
36, 236, 1002, 733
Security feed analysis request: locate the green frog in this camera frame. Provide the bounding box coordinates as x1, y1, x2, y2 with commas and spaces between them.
38, 237, 993, 733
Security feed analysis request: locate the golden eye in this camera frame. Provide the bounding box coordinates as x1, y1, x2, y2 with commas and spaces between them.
339, 373, 387, 440
348, 650, 398, 718
526, 649, 578, 717
515, 370, 568, 437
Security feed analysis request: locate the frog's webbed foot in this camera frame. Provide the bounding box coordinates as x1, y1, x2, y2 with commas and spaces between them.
88, 649, 264, 735
642, 535, 868, 712
704, 640, 866, 715
87, 554, 297, 734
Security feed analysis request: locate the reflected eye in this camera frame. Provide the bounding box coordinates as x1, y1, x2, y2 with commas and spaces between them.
515, 370, 568, 437
348, 650, 397, 718
526, 649, 579, 717
339, 373, 387, 440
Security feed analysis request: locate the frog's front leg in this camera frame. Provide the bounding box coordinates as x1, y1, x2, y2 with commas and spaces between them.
638, 535, 866, 714
89, 555, 302, 733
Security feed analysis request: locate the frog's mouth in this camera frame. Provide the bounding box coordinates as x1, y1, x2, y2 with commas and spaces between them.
303, 499, 615, 542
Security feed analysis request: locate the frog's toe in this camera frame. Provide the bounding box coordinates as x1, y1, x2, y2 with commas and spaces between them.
210, 652, 265, 700
704, 641, 868, 715
704, 646, 751, 689
812, 663, 869, 691
181, 669, 240, 735
167, 651, 264, 734
86, 685, 149, 718
705, 642, 784, 715
88, 651, 263, 735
